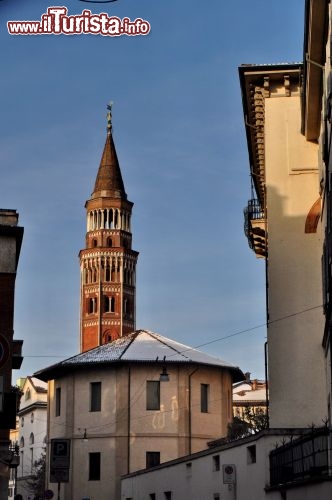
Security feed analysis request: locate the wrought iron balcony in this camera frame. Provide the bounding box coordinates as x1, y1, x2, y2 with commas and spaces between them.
244, 199, 267, 258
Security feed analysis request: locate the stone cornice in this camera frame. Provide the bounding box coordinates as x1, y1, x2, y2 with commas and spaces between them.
239, 64, 302, 205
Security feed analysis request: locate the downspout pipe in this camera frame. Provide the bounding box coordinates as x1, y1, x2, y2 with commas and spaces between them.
188, 367, 198, 455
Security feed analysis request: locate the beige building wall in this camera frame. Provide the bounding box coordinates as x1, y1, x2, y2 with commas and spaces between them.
46, 362, 233, 499
264, 83, 327, 427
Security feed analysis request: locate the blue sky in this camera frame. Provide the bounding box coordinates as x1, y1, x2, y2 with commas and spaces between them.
0, 0, 305, 380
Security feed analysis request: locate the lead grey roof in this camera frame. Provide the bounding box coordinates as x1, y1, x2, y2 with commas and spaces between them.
34, 330, 243, 381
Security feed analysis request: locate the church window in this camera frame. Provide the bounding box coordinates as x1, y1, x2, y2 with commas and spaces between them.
30, 412, 34, 423
55, 387, 61, 417
21, 417, 24, 428
107, 237, 112, 247
146, 451, 160, 468
20, 436, 24, 448
93, 239, 98, 247
201, 384, 209, 413
90, 382, 101, 412
25, 388, 31, 400
29, 432, 34, 445
146, 381, 160, 410
89, 452, 101, 480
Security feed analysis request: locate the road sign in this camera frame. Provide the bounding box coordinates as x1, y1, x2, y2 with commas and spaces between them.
50, 467, 69, 483
223, 464, 236, 484
50, 439, 70, 483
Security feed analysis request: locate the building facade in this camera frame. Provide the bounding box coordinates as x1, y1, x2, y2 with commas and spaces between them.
36, 330, 243, 499
240, 62, 327, 429
15, 376, 47, 500
122, 427, 332, 500
80, 105, 138, 352
232, 375, 267, 424
0, 209, 23, 500
122, 2, 332, 498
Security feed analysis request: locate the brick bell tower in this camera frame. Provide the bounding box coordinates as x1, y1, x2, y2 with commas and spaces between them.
79, 104, 138, 352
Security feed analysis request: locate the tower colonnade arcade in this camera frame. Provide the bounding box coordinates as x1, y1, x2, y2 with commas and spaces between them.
87, 207, 131, 232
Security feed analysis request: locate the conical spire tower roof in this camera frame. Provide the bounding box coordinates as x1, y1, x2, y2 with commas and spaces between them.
91, 130, 127, 200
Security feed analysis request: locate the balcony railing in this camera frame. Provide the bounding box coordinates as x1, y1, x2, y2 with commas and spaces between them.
269, 427, 331, 487
244, 199, 267, 258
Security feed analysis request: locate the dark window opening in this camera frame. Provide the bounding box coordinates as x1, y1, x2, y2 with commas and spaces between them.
213, 455, 220, 471
146, 381, 160, 410
88, 297, 97, 314
105, 267, 111, 281
55, 387, 61, 417
146, 452, 160, 469
89, 452, 101, 480
201, 384, 209, 413
110, 297, 115, 313
93, 239, 98, 247
164, 492, 172, 500
90, 382, 101, 412
247, 444, 256, 464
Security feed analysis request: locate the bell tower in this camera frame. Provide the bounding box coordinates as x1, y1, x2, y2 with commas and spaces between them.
79, 104, 138, 352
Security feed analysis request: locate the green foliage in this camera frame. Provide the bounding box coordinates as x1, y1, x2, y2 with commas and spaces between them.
227, 407, 268, 441
25, 453, 46, 499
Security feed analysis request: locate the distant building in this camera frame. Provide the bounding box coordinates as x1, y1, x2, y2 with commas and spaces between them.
15, 376, 47, 500
233, 374, 267, 422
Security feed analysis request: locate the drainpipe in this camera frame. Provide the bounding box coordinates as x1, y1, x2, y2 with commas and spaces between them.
188, 367, 198, 455
127, 365, 131, 474
264, 341, 269, 428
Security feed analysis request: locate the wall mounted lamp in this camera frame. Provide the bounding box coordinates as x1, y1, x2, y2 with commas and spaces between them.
159, 356, 169, 382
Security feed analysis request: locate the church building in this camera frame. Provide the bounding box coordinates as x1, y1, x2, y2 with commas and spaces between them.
35, 106, 243, 499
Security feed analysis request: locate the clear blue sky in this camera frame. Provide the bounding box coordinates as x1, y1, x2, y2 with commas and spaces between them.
0, 0, 305, 380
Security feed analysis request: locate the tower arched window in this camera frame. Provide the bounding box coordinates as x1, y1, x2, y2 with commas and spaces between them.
103, 296, 115, 313
29, 433, 34, 445
103, 331, 112, 343
105, 267, 110, 281
92, 269, 97, 282
88, 297, 96, 314
20, 437, 24, 448
25, 388, 31, 401
93, 239, 98, 248
107, 237, 112, 247
110, 297, 115, 313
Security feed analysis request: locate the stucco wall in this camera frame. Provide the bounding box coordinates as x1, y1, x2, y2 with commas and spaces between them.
46, 362, 234, 499
264, 90, 327, 427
